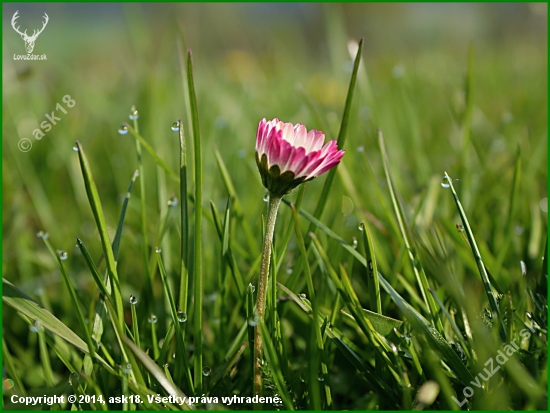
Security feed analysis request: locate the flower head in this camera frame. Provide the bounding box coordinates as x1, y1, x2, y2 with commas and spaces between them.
255, 118, 345, 196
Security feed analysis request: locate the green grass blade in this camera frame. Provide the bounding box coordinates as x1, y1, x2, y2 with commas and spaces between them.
76, 237, 109, 298
443, 172, 501, 321
2, 338, 27, 396
360, 221, 382, 314
75, 141, 124, 330
378, 130, 443, 333
123, 123, 179, 181
340, 308, 403, 337
310, 38, 363, 224
177, 119, 190, 316
258, 320, 294, 410
187, 49, 204, 396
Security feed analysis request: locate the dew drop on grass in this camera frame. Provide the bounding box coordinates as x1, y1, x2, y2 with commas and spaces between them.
177, 310, 187, 323
129, 106, 139, 121
148, 314, 158, 324
317, 374, 325, 382
171, 121, 180, 132
248, 315, 259, 327
167, 195, 178, 206
520, 261, 527, 276
202, 366, 212, 377
357, 146, 364, 153
172, 352, 176, 359
286, 266, 293, 274
118, 124, 128, 135
163, 363, 169, 368
456, 224, 465, 232
299, 293, 307, 300
441, 176, 451, 188
130, 295, 138, 305
57, 250, 68, 261
352, 237, 358, 249
248, 283, 256, 293
29, 320, 40, 333
358, 225, 363, 232
72, 146, 79, 152
122, 363, 132, 375
155, 247, 162, 253
263, 194, 269, 202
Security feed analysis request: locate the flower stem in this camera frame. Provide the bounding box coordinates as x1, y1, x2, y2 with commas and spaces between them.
253, 194, 282, 400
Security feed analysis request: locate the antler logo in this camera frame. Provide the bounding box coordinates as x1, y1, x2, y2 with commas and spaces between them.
11, 10, 49, 54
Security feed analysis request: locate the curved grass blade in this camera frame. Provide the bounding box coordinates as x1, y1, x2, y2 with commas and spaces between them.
75, 141, 124, 330
340, 308, 403, 337
2, 338, 27, 396
310, 38, 363, 224
177, 119, 190, 316
443, 172, 501, 323
360, 221, 382, 314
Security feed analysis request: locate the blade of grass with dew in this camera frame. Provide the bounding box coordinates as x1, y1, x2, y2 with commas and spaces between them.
156, 250, 194, 394
291, 203, 332, 408
258, 320, 294, 410
310, 38, 363, 226
289, 206, 477, 385
340, 308, 403, 337
443, 172, 502, 324
41, 237, 97, 376
378, 129, 443, 333
124, 123, 179, 181
177, 119, 190, 319
360, 221, 382, 314
188, 49, 204, 396
75, 141, 124, 330
131, 109, 152, 309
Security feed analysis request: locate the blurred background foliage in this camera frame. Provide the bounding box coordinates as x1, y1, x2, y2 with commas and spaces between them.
2, 2, 547, 409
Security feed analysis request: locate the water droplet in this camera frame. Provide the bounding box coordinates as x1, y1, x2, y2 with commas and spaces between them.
171, 121, 180, 132
129, 106, 139, 121
248, 283, 256, 293
526, 311, 533, 320
72, 146, 79, 152
286, 267, 293, 275
202, 366, 212, 377
520, 261, 527, 276
29, 320, 40, 333
357, 146, 364, 153
3, 378, 14, 390
122, 363, 132, 375
163, 363, 169, 368
248, 315, 259, 327
130, 295, 138, 305
263, 194, 269, 203
456, 224, 465, 232
389, 342, 398, 353
57, 250, 68, 261
392, 66, 405, 78
352, 237, 358, 249
155, 247, 162, 253
133, 169, 140, 179
172, 352, 176, 359
441, 176, 451, 188
317, 374, 325, 382
358, 225, 363, 232
118, 124, 128, 135
177, 310, 187, 323
540, 197, 548, 213
167, 195, 178, 207
299, 293, 307, 300
36, 231, 49, 239
148, 314, 158, 324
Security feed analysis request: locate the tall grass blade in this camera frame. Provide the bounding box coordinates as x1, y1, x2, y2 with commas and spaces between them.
187, 49, 204, 395
177, 119, 190, 316
310, 38, 363, 225
360, 221, 382, 314
75, 141, 124, 330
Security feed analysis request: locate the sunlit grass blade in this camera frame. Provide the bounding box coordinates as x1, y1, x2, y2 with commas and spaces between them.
121, 335, 194, 410
76, 237, 109, 298
378, 130, 443, 333
187, 49, 204, 396
2, 279, 113, 373
443, 172, 501, 323
340, 308, 403, 336
123, 123, 179, 181
310, 38, 363, 225
75, 141, 124, 330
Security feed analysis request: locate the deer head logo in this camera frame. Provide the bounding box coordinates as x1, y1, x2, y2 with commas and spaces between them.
11, 11, 49, 54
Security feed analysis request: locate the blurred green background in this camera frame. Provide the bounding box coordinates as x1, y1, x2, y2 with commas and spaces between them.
2, 2, 547, 408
